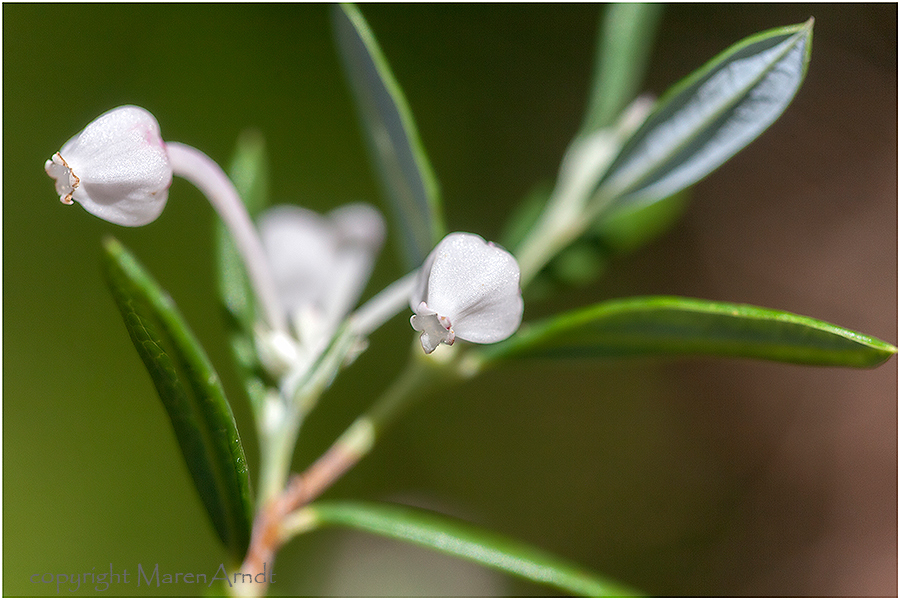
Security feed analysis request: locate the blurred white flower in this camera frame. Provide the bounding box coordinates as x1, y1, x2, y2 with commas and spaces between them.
44, 105, 172, 226
258, 203, 386, 355
410, 233, 523, 354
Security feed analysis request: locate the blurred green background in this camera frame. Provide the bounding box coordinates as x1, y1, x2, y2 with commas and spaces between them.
4, 4, 896, 596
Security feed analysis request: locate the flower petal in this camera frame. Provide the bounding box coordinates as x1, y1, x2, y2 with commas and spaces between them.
46, 105, 172, 226
258, 203, 385, 344
326, 203, 386, 329
415, 232, 523, 346
259, 205, 337, 315
450, 289, 523, 344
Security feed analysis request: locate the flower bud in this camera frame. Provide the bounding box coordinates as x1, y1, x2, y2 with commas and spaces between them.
410, 233, 524, 354
45, 105, 172, 226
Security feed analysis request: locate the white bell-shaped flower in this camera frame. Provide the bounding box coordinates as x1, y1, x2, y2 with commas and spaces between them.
45, 105, 172, 226
258, 203, 386, 352
410, 232, 523, 354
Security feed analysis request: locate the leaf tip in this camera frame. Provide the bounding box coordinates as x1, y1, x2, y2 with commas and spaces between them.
101, 234, 122, 253
876, 341, 898, 362
100, 236, 130, 272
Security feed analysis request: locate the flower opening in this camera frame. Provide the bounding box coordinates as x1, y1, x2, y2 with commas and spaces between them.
410, 232, 523, 354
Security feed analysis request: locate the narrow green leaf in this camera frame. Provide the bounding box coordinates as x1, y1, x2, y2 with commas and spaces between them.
582, 3, 664, 133
308, 500, 642, 597
219, 128, 270, 333
332, 3, 445, 269
591, 189, 691, 255
596, 19, 814, 209
498, 180, 554, 252
217, 130, 272, 417
102, 237, 253, 563
481, 296, 896, 368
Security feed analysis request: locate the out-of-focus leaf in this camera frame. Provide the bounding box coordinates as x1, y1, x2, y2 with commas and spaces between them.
592, 189, 690, 254
499, 180, 554, 252
102, 237, 253, 563
332, 3, 445, 269
549, 239, 609, 288
595, 19, 814, 210
481, 296, 896, 368
545, 190, 690, 291
218, 129, 270, 333
582, 3, 664, 133
307, 500, 643, 597
217, 129, 272, 417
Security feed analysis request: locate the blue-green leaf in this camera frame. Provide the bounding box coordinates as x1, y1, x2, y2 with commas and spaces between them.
582, 3, 664, 133
307, 500, 642, 597
481, 296, 896, 368
595, 19, 814, 210
332, 3, 445, 269
102, 237, 253, 563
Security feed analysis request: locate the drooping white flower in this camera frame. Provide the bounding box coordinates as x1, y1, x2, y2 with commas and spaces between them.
44, 105, 172, 226
258, 203, 386, 353
47, 105, 292, 334
410, 232, 523, 354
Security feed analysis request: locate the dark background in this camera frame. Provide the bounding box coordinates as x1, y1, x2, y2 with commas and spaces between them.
4, 4, 896, 596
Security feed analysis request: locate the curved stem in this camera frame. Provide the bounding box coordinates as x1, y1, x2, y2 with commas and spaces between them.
515, 205, 587, 288
166, 142, 288, 334
350, 270, 418, 337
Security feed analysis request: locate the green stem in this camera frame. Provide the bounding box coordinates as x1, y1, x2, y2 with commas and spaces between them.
255, 323, 360, 507
515, 203, 587, 287
515, 97, 654, 286
256, 401, 303, 506
237, 348, 458, 598
282, 348, 453, 515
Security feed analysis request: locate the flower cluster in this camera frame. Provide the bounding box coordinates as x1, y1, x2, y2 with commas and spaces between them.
46, 106, 524, 367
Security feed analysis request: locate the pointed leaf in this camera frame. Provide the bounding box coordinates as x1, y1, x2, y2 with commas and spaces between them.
332, 3, 445, 269
595, 19, 814, 210
582, 3, 664, 133
481, 296, 896, 368
217, 130, 272, 418
218, 128, 270, 334
307, 500, 642, 597
102, 237, 252, 563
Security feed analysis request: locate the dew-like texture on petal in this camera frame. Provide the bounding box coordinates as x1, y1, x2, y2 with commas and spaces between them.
258, 203, 385, 338
416, 233, 523, 344
50, 106, 172, 226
